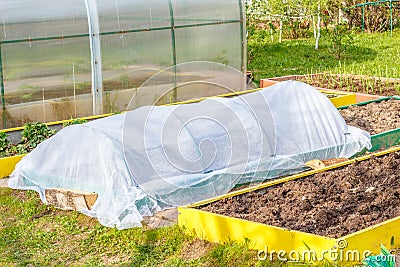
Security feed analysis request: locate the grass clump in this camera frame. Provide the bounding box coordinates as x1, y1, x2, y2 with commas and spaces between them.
63, 118, 88, 128
0, 188, 275, 266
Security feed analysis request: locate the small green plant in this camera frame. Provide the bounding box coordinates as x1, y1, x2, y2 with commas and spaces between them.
63, 118, 88, 128
0, 132, 9, 153
21, 122, 56, 150
328, 23, 354, 60
6, 144, 28, 156
0, 132, 10, 157
0, 122, 58, 158
395, 82, 400, 94
304, 74, 313, 85
385, 78, 390, 93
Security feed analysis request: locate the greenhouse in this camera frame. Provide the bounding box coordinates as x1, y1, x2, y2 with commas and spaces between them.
0, 0, 246, 129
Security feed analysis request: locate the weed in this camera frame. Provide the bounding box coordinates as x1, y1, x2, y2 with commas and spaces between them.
63, 118, 88, 128
205, 238, 256, 267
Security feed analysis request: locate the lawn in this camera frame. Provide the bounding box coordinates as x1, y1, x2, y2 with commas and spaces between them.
248, 29, 400, 84
0, 188, 263, 266
2, 29, 400, 266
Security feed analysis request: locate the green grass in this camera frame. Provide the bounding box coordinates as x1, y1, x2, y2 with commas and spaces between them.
0, 188, 278, 266
248, 29, 400, 84
0, 187, 367, 266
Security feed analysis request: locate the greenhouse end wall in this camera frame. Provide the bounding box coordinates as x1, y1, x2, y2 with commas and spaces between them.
0, 0, 246, 129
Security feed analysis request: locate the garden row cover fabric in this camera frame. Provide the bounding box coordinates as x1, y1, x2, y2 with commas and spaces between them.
9, 81, 371, 229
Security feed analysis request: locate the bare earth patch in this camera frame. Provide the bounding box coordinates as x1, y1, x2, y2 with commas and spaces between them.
180, 239, 215, 260
200, 152, 400, 238
339, 99, 400, 135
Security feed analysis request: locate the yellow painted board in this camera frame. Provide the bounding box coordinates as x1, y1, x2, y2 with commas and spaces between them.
179, 206, 400, 262
167, 89, 356, 108
0, 154, 26, 178
341, 215, 400, 258
319, 90, 357, 107
178, 207, 336, 255
327, 93, 357, 108
179, 147, 400, 262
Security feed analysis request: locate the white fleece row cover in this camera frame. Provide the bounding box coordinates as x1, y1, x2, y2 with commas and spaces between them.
9, 81, 371, 229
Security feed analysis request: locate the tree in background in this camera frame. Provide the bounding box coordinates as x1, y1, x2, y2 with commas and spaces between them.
246, 0, 399, 36
246, 0, 339, 48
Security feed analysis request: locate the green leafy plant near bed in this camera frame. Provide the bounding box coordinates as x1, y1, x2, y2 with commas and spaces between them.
0, 132, 9, 157
5, 144, 28, 156
21, 122, 56, 150
0, 122, 56, 158
0, 119, 91, 158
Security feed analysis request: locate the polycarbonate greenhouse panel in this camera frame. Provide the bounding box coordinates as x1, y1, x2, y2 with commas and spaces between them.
172, 0, 241, 26
3, 38, 92, 104
97, 0, 172, 32
0, 0, 88, 41
0, 0, 246, 129
101, 30, 173, 92
175, 23, 243, 70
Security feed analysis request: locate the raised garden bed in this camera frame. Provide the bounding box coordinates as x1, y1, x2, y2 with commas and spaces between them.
0, 154, 25, 178
298, 74, 400, 96
0, 87, 355, 160
199, 151, 400, 238
0, 121, 86, 159
0, 119, 91, 178
339, 97, 400, 135
262, 73, 400, 96
178, 147, 400, 260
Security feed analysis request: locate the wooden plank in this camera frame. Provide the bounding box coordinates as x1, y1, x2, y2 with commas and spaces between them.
45, 188, 97, 211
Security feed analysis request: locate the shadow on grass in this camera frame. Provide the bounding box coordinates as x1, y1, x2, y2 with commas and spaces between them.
248, 39, 378, 83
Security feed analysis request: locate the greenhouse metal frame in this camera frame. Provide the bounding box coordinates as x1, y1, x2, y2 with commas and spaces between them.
346, 0, 400, 33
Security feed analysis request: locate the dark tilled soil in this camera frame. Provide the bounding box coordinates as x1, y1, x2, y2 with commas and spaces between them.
200, 152, 400, 238
339, 99, 400, 135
